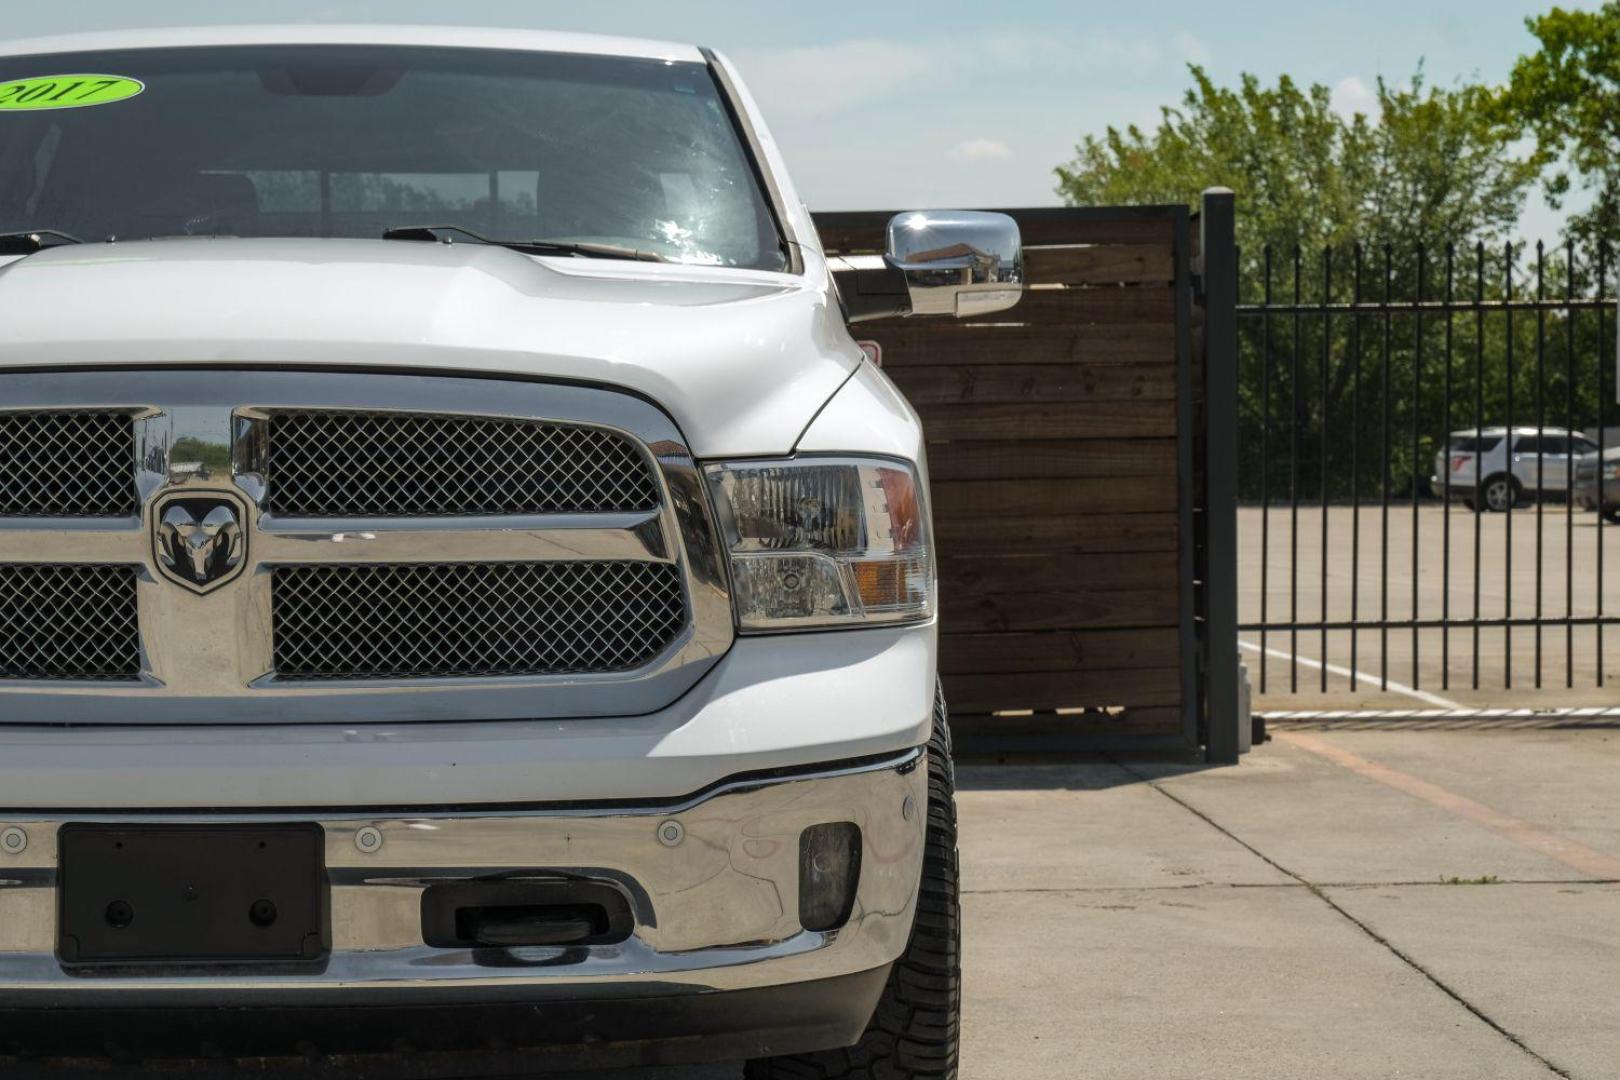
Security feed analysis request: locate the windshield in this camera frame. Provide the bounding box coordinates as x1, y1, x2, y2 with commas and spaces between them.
0, 44, 787, 270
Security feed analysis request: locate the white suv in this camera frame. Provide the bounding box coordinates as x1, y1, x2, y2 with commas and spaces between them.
1431, 426, 1600, 512
0, 25, 1023, 1076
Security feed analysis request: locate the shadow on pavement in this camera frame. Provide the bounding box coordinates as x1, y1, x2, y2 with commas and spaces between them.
955, 749, 1217, 792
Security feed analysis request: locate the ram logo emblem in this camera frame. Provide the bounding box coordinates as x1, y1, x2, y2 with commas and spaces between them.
154, 497, 247, 593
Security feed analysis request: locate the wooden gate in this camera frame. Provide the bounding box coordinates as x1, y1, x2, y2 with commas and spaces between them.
813, 205, 1216, 752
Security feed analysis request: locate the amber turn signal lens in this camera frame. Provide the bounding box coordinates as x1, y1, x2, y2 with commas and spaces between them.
705, 457, 935, 631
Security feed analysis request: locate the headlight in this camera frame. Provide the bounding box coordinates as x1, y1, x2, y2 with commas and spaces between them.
704, 456, 935, 631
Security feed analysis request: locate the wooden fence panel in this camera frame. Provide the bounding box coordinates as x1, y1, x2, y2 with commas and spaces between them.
813, 207, 1192, 741
876, 323, 1173, 367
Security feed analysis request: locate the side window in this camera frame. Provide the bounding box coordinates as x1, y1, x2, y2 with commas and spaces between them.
1450, 436, 1504, 454
1519, 435, 1577, 455
1572, 437, 1599, 456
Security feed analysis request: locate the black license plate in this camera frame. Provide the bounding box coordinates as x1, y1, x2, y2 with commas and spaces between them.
58, 823, 327, 966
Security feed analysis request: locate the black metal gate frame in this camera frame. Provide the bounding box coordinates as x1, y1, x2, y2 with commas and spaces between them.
1234, 237, 1618, 694
1199, 191, 1242, 759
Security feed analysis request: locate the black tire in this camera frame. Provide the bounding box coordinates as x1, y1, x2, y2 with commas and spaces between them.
1604, 505, 1620, 525
1479, 474, 1519, 512
746, 686, 961, 1080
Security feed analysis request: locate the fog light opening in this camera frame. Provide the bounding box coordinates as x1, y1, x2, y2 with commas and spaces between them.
799, 822, 862, 933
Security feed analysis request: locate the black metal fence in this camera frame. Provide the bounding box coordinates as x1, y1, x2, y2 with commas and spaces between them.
1237, 240, 1619, 695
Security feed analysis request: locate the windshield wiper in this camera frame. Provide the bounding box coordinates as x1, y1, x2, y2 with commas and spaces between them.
0, 229, 85, 254
382, 224, 666, 262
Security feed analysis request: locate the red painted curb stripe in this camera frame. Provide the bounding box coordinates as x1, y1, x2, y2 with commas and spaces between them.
1275, 730, 1620, 880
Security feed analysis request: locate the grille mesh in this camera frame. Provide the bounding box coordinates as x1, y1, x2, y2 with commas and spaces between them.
272, 562, 687, 680
0, 565, 140, 680
0, 412, 137, 517
266, 412, 660, 517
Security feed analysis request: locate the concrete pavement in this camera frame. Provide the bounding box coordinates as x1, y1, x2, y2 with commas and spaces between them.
556, 724, 1620, 1079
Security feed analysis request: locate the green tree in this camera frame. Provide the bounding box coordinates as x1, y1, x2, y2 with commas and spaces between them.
1055, 66, 1537, 268
1055, 68, 1582, 505
1500, 3, 1620, 253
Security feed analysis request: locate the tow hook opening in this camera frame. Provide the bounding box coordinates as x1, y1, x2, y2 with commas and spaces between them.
420, 879, 634, 949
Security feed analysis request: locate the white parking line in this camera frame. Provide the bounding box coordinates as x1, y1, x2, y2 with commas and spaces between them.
1238, 639, 1463, 710
1259, 706, 1620, 721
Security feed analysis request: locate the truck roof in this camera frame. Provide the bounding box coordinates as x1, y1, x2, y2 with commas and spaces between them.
0, 24, 706, 64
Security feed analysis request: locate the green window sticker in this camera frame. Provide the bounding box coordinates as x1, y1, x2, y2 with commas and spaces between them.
0, 75, 144, 112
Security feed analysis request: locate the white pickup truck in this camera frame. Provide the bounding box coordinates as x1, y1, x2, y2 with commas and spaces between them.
0, 25, 1022, 1077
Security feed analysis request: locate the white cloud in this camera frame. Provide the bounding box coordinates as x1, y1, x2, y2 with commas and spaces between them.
949, 138, 1013, 163
731, 38, 939, 119
1091, 37, 1162, 68
1331, 75, 1378, 119
736, 32, 1177, 122
983, 33, 1161, 69
981, 33, 1078, 68
1172, 32, 1213, 67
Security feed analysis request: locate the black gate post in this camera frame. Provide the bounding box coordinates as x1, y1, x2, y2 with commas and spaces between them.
1200, 188, 1242, 763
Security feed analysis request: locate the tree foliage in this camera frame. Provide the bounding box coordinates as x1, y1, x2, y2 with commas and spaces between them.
1055, 66, 1537, 261
1499, 2, 1620, 252
1054, 65, 1599, 505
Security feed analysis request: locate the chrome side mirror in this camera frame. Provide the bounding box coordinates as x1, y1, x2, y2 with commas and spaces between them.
885, 210, 1023, 317
827, 210, 1024, 323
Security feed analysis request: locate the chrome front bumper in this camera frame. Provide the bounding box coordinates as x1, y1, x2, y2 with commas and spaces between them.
0, 750, 926, 1005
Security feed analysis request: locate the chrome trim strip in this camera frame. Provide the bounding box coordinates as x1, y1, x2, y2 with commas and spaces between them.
255, 511, 670, 564
0, 752, 926, 1000
0, 519, 140, 563
0, 746, 925, 821
0, 370, 734, 723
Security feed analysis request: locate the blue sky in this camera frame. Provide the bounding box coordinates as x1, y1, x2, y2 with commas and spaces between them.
3, 1, 1579, 237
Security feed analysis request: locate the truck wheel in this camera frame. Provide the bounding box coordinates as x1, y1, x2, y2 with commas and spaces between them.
746, 686, 961, 1079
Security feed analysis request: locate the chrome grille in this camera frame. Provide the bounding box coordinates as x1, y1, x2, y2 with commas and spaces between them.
265, 411, 661, 517
272, 562, 687, 680
0, 565, 140, 680
0, 412, 137, 518
0, 371, 730, 725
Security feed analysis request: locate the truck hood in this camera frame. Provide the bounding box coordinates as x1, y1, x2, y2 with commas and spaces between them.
0, 238, 857, 457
